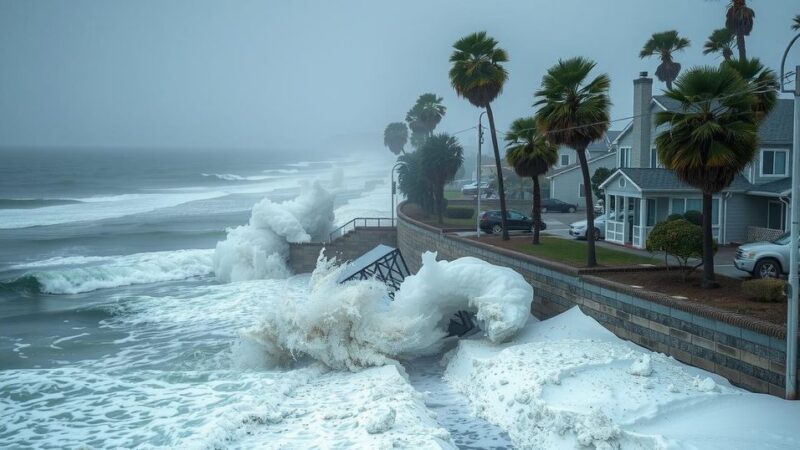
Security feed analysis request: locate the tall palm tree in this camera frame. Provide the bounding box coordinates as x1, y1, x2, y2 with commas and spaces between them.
722, 58, 778, 123
406, 93, 446, 149
397, 151, 434, 214
383, 122, 408, 155
654, 65, 758, 288
792, 14, 800, 31
419, 133, 464, 224
449, 31, 511, 240
505, 117, 558, 244
703, 28, 735, 61
534, 57, 610, 267
726, 0, 755, 60
639, 30, 690, 89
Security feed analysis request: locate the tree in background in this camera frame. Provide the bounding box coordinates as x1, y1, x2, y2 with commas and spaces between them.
449, 31, 511, 240
726, 0, 754, 60
419, 133, 464, 224
383, 122, 408, 155
722, 58, 778, 124
639, 30, 690, 90
397, 151, 434, 214
534, 57, 610, 267
654, 65, 759, 288
505, 117, 558, 244
703, 28, 735, 61
406, 93, 446, 149
590, 167, 612, 200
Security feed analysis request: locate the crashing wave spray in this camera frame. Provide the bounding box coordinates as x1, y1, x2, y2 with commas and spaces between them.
241, 251, 533, 370
213, 182, 334, 282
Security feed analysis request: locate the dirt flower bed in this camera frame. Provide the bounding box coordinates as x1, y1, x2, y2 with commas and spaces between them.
596, 270, 787, 326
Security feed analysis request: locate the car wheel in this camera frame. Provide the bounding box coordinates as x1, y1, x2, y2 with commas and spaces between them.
568, 206, 576, 213
491, 224, 503, 234
754, 258, 781, 279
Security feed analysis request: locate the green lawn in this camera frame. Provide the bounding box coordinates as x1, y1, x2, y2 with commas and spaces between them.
511, 236, 659, 267
444, 190, 466, 200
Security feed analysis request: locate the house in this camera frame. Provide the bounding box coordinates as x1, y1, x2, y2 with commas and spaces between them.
598, 72, 795, 249
546, 130, 621, 207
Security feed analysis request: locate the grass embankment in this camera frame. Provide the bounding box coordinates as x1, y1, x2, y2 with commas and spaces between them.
476, 235, 659, 267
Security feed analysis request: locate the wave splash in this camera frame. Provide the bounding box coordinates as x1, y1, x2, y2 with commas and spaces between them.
213, 182, 334, 282
239, 251, 533, 371
1, 249, 214, 295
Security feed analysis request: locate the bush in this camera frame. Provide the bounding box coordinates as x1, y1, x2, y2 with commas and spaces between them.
445, 206, 474, 219
742, 278, 786, 303
646, 219, 717, 279
683, 210, 703, 226
666, 213, 684, 222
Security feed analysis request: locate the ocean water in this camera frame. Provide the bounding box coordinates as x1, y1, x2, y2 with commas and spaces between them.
0, 147, 395, 448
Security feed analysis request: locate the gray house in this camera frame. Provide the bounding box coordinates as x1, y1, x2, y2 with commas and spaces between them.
598, 72, 795, 249
546, 131, 621, 207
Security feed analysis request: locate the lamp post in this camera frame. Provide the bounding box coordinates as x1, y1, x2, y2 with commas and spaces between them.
780, 32, 800, 400
476, 111, 487, 236
391, 162, 403, 227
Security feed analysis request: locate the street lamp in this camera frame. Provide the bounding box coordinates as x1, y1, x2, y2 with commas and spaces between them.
780, 32, 800, 400
391, 162, 403, 227
476, 111, 487, 236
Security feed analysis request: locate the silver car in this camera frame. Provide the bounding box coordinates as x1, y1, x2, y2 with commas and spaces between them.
734, 233, 793, 279
569, 214, 608, 240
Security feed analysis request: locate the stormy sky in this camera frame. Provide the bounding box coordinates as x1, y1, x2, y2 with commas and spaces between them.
0, 0, 797, 152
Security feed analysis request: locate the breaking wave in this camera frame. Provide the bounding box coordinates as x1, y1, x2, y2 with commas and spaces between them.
0, 249, 214, 295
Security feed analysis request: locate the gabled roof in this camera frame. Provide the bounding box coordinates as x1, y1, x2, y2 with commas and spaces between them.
653, 96, 794, 145
546, 151, 616, 179
746, 177, 792, 197
601, 168, 754, 193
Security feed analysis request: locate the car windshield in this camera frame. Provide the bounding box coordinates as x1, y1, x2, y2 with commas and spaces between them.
773, 233, 791, 245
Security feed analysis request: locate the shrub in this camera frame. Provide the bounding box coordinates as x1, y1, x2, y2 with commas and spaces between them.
646, 219, 717, 279
683, 210, 703, 226
445, 206, 474, 219
742, 278, 786, 303
666, 213, 684, 222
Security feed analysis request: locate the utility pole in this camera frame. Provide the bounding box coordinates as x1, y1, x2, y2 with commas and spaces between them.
476, 111, 486, 237
391, 162, 402, 227
781, 33, 799, 399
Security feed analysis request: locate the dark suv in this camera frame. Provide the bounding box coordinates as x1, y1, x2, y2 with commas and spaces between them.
479, 210, 546, 234
541, 198, 577, 213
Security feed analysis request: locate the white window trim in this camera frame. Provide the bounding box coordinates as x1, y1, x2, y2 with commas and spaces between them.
619, 147, 631, 168
560, 154, 570, 167
668, 196, 721, 226
650, 147, 663, 169
759, 149, 789, 177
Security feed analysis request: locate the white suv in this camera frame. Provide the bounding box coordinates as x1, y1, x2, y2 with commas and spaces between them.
734, 233, 793, 279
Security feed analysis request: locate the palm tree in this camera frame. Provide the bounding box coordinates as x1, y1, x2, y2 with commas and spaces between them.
726, 0, 755, 60
703, 28, 735, 61
534, 57, 610, 267
406, 93, 446, 149
654, 65, 759, 288
397, 151, 434, 214
449, 31, 511, 240
383, 122, 408, 155
419, 133, 464, 224
639, 30, 690, 89
505, 117, 558, 244
792, 14, 800, 31
722, 58, 778, 123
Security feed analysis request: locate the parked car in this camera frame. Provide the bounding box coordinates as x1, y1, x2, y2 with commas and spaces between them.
541, 198, 577, 213
569, 212, 632, 240
734, 233, 794, 279
461, 181, 490, 196
479, 209, 546, 234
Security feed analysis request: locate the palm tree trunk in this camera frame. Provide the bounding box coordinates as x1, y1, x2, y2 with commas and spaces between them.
485, 103, 509, 241
736, 33, 746, 60
437, 184, 444, 225
701, 192, 718, 288
666, 79, 673, 90
532, 176, 541, 245
576, 149, 597, 267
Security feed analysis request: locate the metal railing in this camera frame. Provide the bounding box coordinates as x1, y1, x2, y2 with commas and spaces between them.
328, 217, 395, 243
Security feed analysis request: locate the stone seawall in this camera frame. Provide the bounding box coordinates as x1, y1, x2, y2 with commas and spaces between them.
288, 227, 397, 274
397, 202, 798, 397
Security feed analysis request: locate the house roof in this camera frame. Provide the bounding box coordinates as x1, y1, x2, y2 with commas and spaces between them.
602, 168, 754, 193
653, 96, 794, 145
546, 151, 616, 178
746, 177, 792, 197
546, 131, 621, 178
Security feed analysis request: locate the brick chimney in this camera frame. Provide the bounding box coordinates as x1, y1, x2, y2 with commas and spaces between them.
631, 72, 652, 168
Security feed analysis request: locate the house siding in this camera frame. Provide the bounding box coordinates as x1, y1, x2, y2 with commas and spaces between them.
725, 194, 770, 244
549, 153, 616, 206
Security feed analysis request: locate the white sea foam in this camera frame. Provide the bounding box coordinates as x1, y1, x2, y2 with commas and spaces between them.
17, 249, 214, 294
213, 181, 334, 282
202, 173, 274, 181
242, 251, 533, 370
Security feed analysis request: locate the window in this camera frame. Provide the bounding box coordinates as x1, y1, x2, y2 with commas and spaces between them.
579, 183, 585, 198
560, 154, 570, 166
671, 198, 685, 215
619, 177, 626, 187
619, 147, 631, 168
650, 147, 663, 168
767, 201, 785, 230
646, 199, 657, 226
760, 150, 788, 176
686, 198, 702, 213
670, 197, 721, 225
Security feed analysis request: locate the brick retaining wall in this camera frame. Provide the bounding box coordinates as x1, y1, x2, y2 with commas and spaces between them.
289, 227, 397, 273
397, 202, 798, 397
